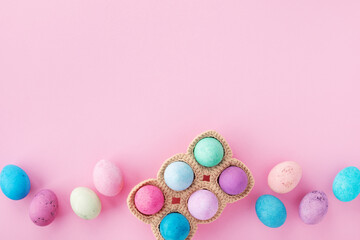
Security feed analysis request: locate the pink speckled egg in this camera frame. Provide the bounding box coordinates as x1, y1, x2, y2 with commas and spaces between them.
187, 189, 219, 220
134, 185, 164, 215
93, 159, 123, 197
268, 161, 302, 194
29, 189, 58, 226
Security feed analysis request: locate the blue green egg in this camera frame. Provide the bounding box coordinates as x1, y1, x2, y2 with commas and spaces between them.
193, 137, 224, 167
255, 194, 287, 228
160, 212, 190, 240
333, 166, 360, 202
0, 164, 31, 200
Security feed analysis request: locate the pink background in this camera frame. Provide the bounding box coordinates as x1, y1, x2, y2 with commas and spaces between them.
1, 0, 360, 239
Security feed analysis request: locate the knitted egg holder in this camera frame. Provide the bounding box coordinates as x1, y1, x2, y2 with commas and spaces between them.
127, 130, 255, 239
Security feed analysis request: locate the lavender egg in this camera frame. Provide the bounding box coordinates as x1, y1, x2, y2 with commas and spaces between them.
299, 191, 328, 225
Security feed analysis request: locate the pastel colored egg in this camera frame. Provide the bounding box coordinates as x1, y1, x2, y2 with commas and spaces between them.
333, 166, 360, 202
255, 194, 287, 228
187, 189, 219, 220
159, 212, 190, 240
299, 191, 328, 225
134, 185, 164, 215
268, 161, 302, 194
0, 164, 31, 200
29, 189, 58, 226
70, 187, 101, 220
164, 161, 194, 191
193, 137, 224, 167
93, 159, 123, 197
219, 166, 248, 195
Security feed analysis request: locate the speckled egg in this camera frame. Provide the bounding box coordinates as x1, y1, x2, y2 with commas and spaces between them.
70, 187, 101, 220
187, 189, 219, 220
93, 159, 123, 197
255, 194, 287, 228
134, 185, 164, 215
0, 164, 31, 200
219, 166, 248, 195
29, 189, 58, 226
193, 137, 224, 167
268, 161, 302, 194
164, 161, 194, 191
299, 191, 328, 225
333, 166, 360, 202
160, 213, 190, 240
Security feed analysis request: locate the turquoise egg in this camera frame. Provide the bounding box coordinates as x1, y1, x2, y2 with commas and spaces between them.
164, 161, 194, 191
0, 164, 31, 200
255, 194, 287, 228
333, 166, 360, 202
160, 212, 190, 240
193, 137, 224, 167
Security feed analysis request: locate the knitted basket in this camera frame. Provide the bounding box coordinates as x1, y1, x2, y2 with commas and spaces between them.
127, 130, 255, 239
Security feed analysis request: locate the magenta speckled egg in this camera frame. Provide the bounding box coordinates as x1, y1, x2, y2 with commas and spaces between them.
268, 161, 302, 194
93, 159, 123, 197
134, 185, 164, 215
299, 191, 328, 225
187, 189, 219, 220
219, 166, 248, 195
29, 189, 58, 226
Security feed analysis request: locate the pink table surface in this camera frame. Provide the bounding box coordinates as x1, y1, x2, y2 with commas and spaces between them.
1, 1, 360, 239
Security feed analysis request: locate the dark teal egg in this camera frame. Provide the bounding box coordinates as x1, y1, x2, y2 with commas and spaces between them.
0, 164, 31, 200
255, 194, 287, 228
160, 213, 190, 240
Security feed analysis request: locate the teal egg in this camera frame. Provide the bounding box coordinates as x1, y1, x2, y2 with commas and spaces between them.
160, 212, 190, 240
333, 166, 360, 202
164, 161, 194, 191
255, 194, 287, 228
0, 164, 31, 200
193, 137, 224, 167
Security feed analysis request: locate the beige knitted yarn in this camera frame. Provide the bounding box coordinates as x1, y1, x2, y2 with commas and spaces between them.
127, 130, 254, 240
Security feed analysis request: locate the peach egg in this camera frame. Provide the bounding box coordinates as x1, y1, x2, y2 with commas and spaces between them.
268, 161, 302, 194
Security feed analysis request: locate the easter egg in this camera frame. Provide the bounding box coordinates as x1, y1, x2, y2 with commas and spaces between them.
219, 166, 248, 195
134, 185, 164, 215
333, 166, 360, 202
268, 161, 302, 194
29, 189, 58, 226
159, 213, 190, 240
0, 164, 31, 200
255, 194, 287, 228
164, 161, 194, 191
187, 189, 219, 220
193, 137, 224, 167
93, 159, 123, 197
70, 187, 101, 220
299, 191, 328, 225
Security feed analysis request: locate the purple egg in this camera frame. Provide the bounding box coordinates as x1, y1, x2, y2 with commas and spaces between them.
299, 190, 328, 225
187, 189, 219, 220
219, 166, 248, 195
29, 189, 58, 226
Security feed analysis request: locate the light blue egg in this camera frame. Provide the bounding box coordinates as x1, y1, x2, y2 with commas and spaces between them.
160, 212, 190, 240
164, 161, 194, 191
333, 166, 360, 202
255, 194, 287, 228
0, 164, 31, 200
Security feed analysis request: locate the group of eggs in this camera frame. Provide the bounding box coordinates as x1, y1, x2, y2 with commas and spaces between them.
133, 137, 249, 240
0, 159, 123, 225
1, 146, 360, 235
256, 162, 360, 228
